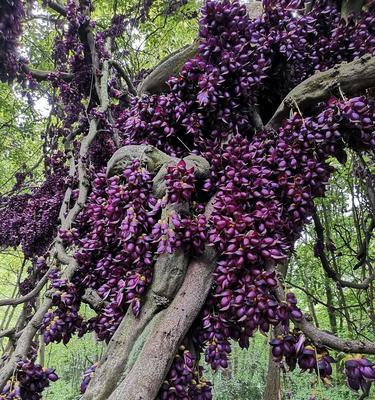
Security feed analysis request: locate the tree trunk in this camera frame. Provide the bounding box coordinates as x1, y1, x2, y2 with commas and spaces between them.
82, 245, 217, 400
107, 249, 217, 400
301, 273, 320, 328
263, 346, 281, 400
324, 279, 338, 335
263, 262, 288, 400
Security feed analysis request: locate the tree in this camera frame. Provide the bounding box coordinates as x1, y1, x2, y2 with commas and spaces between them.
0, 0, 374, 399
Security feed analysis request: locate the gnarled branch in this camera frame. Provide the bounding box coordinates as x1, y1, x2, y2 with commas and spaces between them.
137, 44, 198, 96
267, 55, 375, 129
108, 247, 218, 400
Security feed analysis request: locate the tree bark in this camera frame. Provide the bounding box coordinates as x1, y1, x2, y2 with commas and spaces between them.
263, 344, 281, 400
301, 274, 320, 328
267, 55, 375, 129
324, 279, 338, 335
107, 248, 218, 400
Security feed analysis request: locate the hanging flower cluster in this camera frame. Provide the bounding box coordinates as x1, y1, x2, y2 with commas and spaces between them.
165, 160, 196, 203
160, 345, 212, 400
345, 357, 375, 394
270, 331, 334, 382
0, 359, 58, 400
0, 154, 67, 257
41, 271, 83, 345
69, 161, 158, 340
80, 363, 97, 394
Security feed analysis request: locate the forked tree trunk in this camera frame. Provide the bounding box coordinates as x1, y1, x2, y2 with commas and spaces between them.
82, 146, 216, 400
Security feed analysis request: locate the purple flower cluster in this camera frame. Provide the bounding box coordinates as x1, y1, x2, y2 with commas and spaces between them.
177, 213, 208, 254
197, 283, 303, 370
117, 0, 375, 152
0, 359, 58, 400
0, 0, 24, 82
70, 161, 158, 340
345, 357, 375, 395
166, 160, 196, 203
80, 363, 97, 394
0, 194, 31, 249
152, 213, 182, 254
116, 94, 187, 157
192, 94, 374, 377
257, 0, 375, 109
270, 332, 334, 381
160, 345, 212, 400
117, 0, 268, 154
48, 0, 94, 128
41, 272, 83, 345
58, 227, 80, 246
0, 156, 67, 257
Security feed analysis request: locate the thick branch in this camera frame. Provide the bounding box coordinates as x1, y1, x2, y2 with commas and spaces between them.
83, 237, 190, 400
137, 44, 198, 96
267, 55, 375, 129
107, 145, 174, 177
21, 65, 72, 82
0, 269, 52, 307
298, 317, 375, 354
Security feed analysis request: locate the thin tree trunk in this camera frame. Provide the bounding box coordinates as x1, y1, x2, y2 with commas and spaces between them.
301, 274, 320, 328
325, 279, 338, 335
263, 343, 281, 400
366, 264, 375, 333
263, 261, 289, 400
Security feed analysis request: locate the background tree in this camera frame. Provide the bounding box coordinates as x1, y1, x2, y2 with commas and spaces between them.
0, 0, 374, 399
